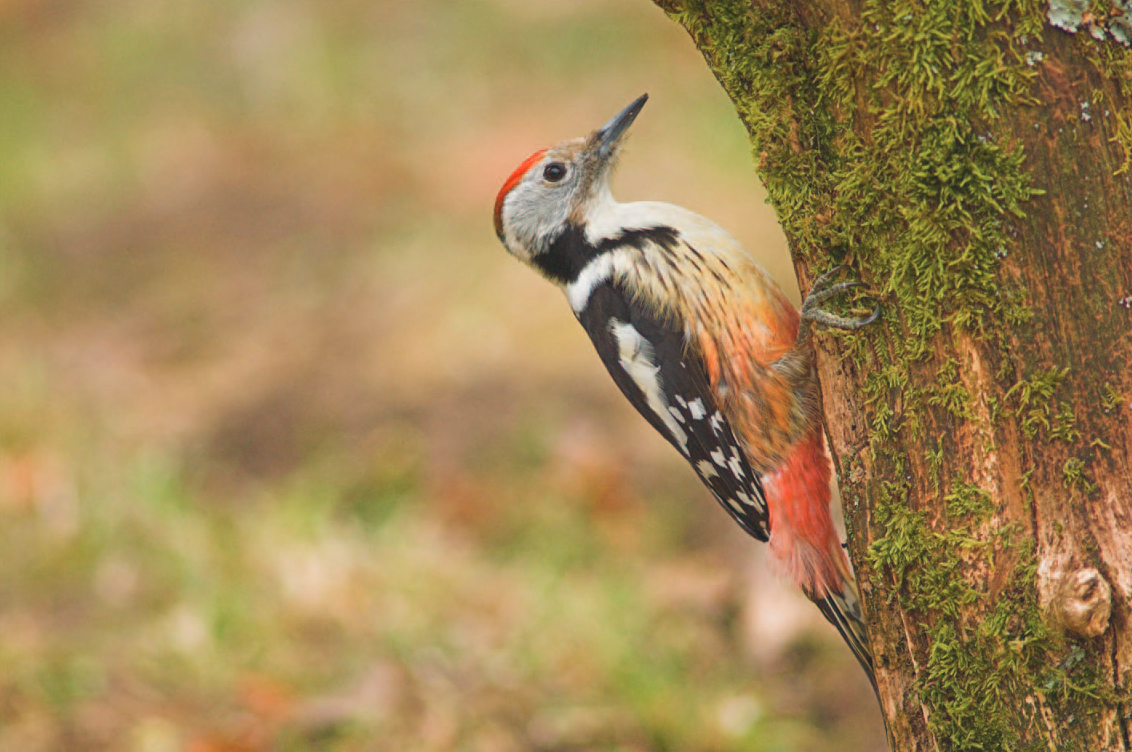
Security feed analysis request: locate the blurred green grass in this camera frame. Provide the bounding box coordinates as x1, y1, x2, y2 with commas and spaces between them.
0, 1, 883, 750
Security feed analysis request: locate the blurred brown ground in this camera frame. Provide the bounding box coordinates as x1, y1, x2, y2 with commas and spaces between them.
0, 1, 885, 750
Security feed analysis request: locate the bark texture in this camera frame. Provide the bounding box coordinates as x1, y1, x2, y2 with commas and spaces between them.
652, 1, 1132, 749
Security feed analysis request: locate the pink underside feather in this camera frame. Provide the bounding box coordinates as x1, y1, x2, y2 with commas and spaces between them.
764, 430, 849, 599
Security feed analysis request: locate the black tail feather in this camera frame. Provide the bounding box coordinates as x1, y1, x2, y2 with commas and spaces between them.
810, 585, 894, 745
811, 588, 876, 694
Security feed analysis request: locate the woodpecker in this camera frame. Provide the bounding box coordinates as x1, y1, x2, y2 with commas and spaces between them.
493, 94, 879, 685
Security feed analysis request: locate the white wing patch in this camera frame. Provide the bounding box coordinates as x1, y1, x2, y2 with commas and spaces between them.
696, 460, 719, 480
609, 319, 689, 454
727, 453, 746, 480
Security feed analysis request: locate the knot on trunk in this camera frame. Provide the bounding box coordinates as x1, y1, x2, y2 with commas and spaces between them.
1050, 568, 1111, 638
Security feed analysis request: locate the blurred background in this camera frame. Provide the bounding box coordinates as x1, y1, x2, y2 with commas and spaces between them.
0, 1, 884, 750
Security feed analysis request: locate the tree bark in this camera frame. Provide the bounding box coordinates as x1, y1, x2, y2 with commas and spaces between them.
652, 1, 1132, 749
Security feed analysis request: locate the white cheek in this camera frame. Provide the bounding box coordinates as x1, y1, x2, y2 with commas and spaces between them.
504, 182, 573, 258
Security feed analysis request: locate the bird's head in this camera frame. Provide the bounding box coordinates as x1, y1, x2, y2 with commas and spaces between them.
493, 94, 647, 267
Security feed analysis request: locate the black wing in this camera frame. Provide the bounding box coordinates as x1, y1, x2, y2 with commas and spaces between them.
575, 281, 769, 541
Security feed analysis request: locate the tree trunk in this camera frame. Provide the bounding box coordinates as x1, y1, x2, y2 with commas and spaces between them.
651, 1, 1132, 749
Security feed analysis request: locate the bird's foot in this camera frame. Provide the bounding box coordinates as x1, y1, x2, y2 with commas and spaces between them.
800, 265, 880, 332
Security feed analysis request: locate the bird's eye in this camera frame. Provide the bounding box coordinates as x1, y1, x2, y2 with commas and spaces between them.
543, 162, 567, 182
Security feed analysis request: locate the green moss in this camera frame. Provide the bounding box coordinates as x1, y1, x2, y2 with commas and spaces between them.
919, 594, 1043, 750
1061, 457, 1098, 495
823, 4, 1043, 348
1019, 466, 1035, 509
944, 480, 996, 520
928, 357, 975, 420
1090, 437, 1111, 452
1100, 381, 1124, 414
915, 543, 1115, 752
1004, 366, 1071, 439
869, 503, 979, 617
924, 445, 944, 494
868, 477, 1003, 619
1049, 401, 1081, 443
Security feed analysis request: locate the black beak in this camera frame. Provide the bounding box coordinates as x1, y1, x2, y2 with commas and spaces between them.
595, 93, 648, 159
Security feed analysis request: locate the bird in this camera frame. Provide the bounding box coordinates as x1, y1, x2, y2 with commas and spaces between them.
492, 93, 880, 687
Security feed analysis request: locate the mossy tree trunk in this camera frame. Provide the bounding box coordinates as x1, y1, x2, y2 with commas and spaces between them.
652, 1, 1132, 749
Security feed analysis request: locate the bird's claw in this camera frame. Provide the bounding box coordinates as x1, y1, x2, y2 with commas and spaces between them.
800, 266, 880, 332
